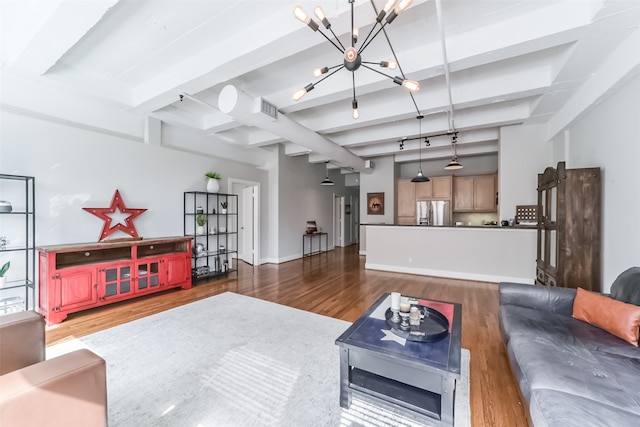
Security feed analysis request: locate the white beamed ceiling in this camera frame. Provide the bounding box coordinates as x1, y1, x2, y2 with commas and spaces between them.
1, 0, 639, 172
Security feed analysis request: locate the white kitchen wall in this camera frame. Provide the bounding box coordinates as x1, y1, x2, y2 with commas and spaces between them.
399, 154, 499, 179
0, 111, 270, 254
499, 124, 552, 221
560, 73, 640, 292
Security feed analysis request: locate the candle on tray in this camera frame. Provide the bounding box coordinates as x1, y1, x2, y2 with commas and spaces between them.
391, 292, 401, 311
399, 297, 411, 313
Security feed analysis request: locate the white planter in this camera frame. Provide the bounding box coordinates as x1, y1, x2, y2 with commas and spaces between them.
0, 277, 6, 287
220, 208, 227, 214
206, 179, 220, 193
197, 226, 205, 235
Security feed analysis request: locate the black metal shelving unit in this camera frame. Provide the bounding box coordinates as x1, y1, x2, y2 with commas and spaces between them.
183, 191, 238, 284
0, 174, 36, 313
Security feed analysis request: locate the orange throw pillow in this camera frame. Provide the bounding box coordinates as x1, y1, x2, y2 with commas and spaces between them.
573, 287, 640, 346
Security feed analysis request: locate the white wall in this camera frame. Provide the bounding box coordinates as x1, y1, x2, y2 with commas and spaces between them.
560, 73, 640, 292
0, 111, 270, 253
359, 155, 395, 225
275, 148, 354, 262
499, 124, 552, 221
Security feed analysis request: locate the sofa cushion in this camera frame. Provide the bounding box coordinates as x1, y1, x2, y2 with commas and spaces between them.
610, 266, 640, 306
529, 389, 640, 427
501, 300, 640, 360
507, 334, 640, 415
573, 287, 640, 346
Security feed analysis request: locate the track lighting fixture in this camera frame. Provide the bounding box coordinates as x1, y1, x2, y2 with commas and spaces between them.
292, 0, 418, 119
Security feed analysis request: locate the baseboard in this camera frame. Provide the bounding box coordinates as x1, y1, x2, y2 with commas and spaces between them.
364, 262, 535, 284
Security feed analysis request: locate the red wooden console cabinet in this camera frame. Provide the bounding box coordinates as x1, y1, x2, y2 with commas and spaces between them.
38, 237, 192, 325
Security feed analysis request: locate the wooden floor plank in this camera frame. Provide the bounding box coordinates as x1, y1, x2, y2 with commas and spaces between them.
45, 245, 528, 426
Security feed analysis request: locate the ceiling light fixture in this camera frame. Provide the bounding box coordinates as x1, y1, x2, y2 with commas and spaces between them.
444, 132, 463, 170
321, 161, 335, 186
411, 115, 430, 183
292, 0, 419, 119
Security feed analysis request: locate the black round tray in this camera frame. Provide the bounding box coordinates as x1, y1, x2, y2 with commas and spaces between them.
385, 306, 450, 342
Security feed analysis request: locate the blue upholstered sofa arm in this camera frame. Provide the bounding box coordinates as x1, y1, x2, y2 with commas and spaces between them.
499, 282, 577, 317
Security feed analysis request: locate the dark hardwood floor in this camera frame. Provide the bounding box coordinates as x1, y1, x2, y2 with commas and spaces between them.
45, 245, 528, 426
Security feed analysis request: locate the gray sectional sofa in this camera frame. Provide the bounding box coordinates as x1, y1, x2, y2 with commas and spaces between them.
499, 277, 640, 426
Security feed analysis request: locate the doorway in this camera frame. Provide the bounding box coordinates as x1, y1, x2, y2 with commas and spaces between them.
230, 179, 260, 266
334, 195, 345, 247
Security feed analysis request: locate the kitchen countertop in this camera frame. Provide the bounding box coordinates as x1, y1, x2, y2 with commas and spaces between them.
361, 223, 536, 230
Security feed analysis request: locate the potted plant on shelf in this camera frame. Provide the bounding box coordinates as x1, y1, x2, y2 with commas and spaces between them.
196, 214, 207, 235
220, 201, 228, 214
0, 261, 10, 287
205, 171, 221, 193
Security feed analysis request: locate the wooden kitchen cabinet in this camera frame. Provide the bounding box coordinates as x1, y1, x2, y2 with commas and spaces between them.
453, 174, 497, 212
397, 176, 454, 224
396, 178, 416, 224
38, 237, 192, 324
416, 176, 452, 200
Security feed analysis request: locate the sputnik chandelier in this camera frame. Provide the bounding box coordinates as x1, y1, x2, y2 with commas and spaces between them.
292, 0, 419, 119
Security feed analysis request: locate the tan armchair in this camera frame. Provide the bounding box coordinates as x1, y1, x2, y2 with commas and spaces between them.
0, 311, 107, 426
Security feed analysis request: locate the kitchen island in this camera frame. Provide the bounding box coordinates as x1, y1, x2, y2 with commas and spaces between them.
364, 225, 536, 283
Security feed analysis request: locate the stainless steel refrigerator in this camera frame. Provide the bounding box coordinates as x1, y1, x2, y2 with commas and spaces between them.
417, 200, 451, 226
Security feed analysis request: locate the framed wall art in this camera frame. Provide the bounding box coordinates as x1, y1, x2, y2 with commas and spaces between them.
367, 192, 384, 215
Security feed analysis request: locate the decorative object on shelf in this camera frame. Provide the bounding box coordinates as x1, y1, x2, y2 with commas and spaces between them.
0, 200, 12, 213
220, 201, 228, 214
193, 243, 205, 257
196, 214, 207, 235
0, 236, 6, 250
367, 192, 384, 215
0, 261, 10, 287
291, 0, 418, 119
83, 189, 147, 241
320, 161, 334, 186
205, 171, 221, 193
209, 227, 217, 235
306, 220, 318, 234
196, 206, 204, 214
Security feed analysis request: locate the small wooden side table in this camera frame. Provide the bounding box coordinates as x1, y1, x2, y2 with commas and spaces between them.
302, 232, 328, 257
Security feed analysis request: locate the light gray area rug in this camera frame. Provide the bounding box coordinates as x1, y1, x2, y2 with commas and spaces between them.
48, 292, 470, 427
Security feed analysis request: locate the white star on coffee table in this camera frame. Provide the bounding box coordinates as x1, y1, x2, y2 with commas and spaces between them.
380, 329, 407, 346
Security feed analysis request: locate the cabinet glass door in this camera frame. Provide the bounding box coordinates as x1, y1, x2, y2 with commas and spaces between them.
103, 265, 132, 299
137, 261, 160, 292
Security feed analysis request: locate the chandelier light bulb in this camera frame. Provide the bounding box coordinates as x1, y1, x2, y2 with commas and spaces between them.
313, 67, 329, 77
313, 6, 331, 29
402, 79, 420, 92
384, 0, 397, 14
345, 47, 358, 63
313, 6, 325, 20
381, 60, 398, 70
352, 27, 359, 44
293, 5, 310, 24
292, 88, 307, 102
352, 99, 359, 119
395, 0, 414, 14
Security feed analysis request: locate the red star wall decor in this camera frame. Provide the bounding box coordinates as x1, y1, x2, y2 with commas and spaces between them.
83, 189, 147, 241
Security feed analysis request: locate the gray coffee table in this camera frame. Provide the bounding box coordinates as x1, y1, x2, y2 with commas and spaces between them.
335, 293, 462, 426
